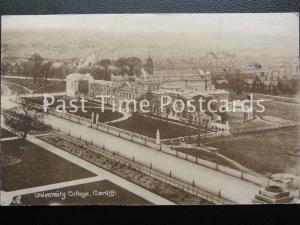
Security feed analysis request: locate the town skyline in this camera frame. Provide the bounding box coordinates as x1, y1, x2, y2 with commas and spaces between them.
2, 13, 299, 60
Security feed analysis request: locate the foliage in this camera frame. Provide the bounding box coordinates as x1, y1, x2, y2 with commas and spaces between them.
136, 91, 159, 114
3, 99, 45, 139
28, 54, 44, 84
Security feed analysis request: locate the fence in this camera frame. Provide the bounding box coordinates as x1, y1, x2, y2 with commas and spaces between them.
17, 96, 269, 188
160, 131, 230, 145
15, 92, 66, 98
46, 108, 268, 187
230, 121, 298, 134
254, 93, 300, 104
140, 114, 230, 144
50, 128, 233, 204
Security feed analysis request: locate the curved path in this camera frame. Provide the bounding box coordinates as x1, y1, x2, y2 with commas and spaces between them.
108, 111, 131, 123
1, 83, 12, 96
2, 81, 33, 94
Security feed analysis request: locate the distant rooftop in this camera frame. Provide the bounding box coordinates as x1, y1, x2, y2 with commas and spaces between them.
153, 69, 209, 77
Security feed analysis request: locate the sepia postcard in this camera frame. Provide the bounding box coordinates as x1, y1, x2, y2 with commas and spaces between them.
0, 13, 299, 206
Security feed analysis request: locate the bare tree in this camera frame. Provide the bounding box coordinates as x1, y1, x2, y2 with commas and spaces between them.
3, 99, 45, 139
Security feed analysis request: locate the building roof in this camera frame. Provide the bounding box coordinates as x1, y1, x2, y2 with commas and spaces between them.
244, 78, 254, 85
215, 79, 228, 84
153, 88, 228, 100
66, 73, 94, 81
52, 62, 64, 68
89, 79, 112, 85
263, 80, 272, 86
153, 69, 208, 77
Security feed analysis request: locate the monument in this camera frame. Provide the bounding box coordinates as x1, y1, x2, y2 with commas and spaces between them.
156, 129, 160, 145
252, 185, 295, 204
96, 113, 99, 123
91, 112, 94, 124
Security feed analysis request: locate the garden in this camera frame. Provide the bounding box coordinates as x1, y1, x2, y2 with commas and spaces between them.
207, 126, 300, 175
111, 114, 200, 139
1, 139, 96, 191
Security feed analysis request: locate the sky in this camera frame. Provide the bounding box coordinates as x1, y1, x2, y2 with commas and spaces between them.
2, 13, 299, 37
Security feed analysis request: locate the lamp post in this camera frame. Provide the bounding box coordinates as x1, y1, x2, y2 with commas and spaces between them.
267, 172, 272, 187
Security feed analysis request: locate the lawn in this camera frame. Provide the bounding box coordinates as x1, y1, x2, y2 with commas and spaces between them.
67, 105, 123, 123
1, 82, 31, 95
25, 96, 123, 122
111, 114, 199, 139
173, 147, 239, 170
207, 126, 300, 175
18, 180, 152, 206
2, 78, 66, 93
255, 100, 300, 122
228, 91, 300, 122
1, 139, 96, 191
1, 129, 17, 138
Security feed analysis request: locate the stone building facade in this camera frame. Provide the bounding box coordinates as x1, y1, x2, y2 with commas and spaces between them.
66, 70, 243, 131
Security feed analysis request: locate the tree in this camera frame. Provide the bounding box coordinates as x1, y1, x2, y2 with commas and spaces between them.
40, 62, 54, 87
136, 91, 158, 114
28, 54, 44, 84
21, 61, 31, 80
3, 99, 45, 139
1, 62, 10, 77
99, 59, 111, 68
99, 59, 112, 80
114, 57, 142, 76
127, 57, 142, 76
290, 77, 299, 95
